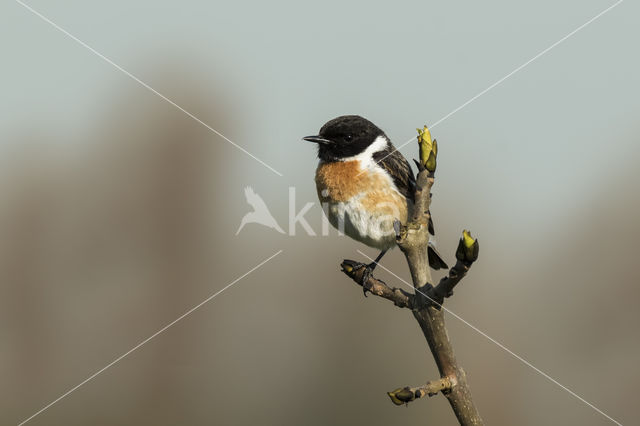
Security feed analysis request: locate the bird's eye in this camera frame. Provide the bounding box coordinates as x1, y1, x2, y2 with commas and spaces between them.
345, 134, 353, 141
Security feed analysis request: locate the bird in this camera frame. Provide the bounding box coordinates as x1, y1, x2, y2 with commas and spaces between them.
303, 115, 447, 293
236, 186, 285, 235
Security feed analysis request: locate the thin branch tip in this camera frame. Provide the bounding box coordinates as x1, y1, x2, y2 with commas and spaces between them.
387, 377, 453, 406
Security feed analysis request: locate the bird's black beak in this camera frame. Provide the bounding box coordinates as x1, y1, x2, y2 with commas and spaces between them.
303, 135, 332, 145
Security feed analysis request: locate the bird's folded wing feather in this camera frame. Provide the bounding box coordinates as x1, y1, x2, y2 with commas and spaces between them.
372, 145, 416, 203
373, 146, 438, 237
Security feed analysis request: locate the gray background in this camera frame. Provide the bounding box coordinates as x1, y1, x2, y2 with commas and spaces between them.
1, 0, 638, 425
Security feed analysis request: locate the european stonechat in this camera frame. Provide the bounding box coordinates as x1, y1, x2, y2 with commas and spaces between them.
303, 115, 447, 290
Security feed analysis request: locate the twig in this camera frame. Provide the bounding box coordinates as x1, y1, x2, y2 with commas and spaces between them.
425, 260, 471, 308
341, 260, 414, 309
387, 377, 453, 405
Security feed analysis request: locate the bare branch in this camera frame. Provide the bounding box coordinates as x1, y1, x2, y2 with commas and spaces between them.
340, 260, 414, 309
387, 377, 453, 405
425, 260, 471, 308
338, 126, 483, 425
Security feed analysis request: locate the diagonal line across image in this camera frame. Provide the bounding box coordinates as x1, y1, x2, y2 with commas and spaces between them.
357, 250, 623, 426
9, 0, 627, 424
370, 0, 624, 171
14, 0, 284, 177
17, 250, 284, 426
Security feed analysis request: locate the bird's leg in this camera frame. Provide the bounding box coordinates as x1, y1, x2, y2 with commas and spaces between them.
361, 250, 387, 296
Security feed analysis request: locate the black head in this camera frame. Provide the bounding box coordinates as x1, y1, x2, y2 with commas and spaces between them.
303, 115, 387, 162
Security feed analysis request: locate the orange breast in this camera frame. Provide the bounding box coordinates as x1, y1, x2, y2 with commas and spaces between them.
315, 160, 409, 222
315, 161, 367, 202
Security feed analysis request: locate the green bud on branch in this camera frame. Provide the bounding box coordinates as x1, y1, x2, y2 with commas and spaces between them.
387, 387, 416, 405
417, 126, 438, 172
455, 230, 479, 264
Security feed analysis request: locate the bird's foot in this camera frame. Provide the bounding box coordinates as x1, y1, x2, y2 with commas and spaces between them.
340, 260, 378, 297
342, 258, 388, 297
360, 264, 378, 297
358, 262, 383, 297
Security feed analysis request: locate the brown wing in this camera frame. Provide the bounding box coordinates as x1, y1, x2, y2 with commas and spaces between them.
373, 146, 440, 234
373, 145, 448, 270
372, 146, 416, 203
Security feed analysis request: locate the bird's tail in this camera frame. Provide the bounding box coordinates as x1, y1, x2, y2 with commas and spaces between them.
428, 243, 449, 270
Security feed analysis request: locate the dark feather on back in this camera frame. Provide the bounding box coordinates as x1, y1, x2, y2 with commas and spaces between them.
372, 146, 416, 203
373, 146, 439, 238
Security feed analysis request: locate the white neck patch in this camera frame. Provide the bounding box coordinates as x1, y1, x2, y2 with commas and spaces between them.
341, 135, 388, 169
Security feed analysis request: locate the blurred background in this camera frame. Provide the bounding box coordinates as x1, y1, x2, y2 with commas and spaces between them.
1, 0, 638, 425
